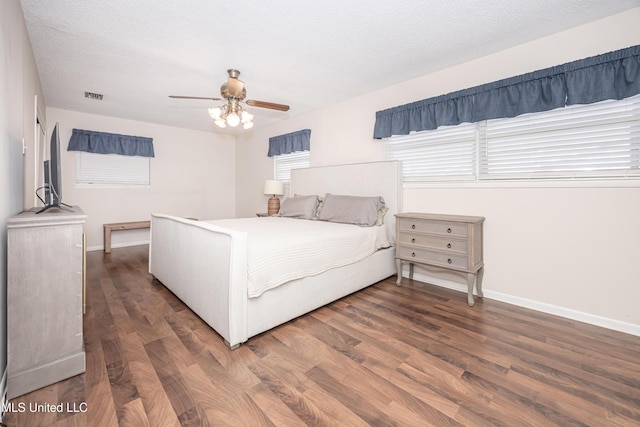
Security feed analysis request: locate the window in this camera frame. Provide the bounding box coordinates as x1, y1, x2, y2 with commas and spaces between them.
75, 152, 150, 186
385, 94, 640, 183
274, 150, 310, 183
384, 122, 478, 182
274, 150, 310, 195
480, 96, 640, 179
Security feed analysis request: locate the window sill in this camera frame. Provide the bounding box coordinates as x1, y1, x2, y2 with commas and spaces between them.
403, 178, 640, 189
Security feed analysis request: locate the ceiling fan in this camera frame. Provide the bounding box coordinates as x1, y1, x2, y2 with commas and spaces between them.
170, 69, 290, 129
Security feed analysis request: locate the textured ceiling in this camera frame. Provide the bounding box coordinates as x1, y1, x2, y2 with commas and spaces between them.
20, 0, 640, 134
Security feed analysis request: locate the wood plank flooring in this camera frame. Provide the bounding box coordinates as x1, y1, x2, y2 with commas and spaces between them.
4, 244, 640, 426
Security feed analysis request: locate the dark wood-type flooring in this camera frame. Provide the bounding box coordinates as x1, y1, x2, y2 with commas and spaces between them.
4, 245, 640, 426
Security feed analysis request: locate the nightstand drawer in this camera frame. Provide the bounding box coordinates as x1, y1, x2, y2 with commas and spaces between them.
397, 246, 468, 270
398, 218, 468, 237
398, 234, 467, 253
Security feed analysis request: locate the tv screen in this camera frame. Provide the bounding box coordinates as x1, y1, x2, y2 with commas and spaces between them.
37, 122, 72, 213
49, 122, 61, 206
44, 159, 52, 205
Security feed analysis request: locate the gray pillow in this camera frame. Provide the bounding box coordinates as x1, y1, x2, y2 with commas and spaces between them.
318, 194, 385, 227
295, 194, 324, 219
278, 195, 319, 219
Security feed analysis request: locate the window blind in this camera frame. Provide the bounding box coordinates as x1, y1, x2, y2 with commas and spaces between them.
384, 122, 478, 182
384, 94, 640, 183
480, 95, 640, 179
275, 150, 310, 182
76, 152, 151, 185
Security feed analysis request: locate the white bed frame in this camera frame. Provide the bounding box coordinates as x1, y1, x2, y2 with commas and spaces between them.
149, 161, 401, 348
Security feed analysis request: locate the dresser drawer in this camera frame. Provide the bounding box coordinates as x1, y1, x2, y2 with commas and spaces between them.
398, 234, 467, 253
395, 212, 485, 306
398, 218, 468, 238
397, 246, 468, 270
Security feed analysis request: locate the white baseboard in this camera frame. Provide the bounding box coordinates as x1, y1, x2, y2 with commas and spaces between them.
407, 271, 640, 337
86, 240, 150, 252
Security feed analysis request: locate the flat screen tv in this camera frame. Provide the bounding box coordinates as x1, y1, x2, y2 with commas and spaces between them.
37, 122, 72, 213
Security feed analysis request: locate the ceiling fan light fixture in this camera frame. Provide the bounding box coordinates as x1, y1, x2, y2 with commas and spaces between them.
209, 101, 254, 129
171, 69, 287, 130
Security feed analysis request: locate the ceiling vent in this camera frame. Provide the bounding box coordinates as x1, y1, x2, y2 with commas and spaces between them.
84, 91, 103, 100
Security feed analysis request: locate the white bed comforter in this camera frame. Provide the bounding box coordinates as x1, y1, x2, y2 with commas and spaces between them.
204, 217, 392, 298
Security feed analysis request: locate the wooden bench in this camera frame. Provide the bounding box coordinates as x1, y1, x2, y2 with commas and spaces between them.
103, 220, 150, 253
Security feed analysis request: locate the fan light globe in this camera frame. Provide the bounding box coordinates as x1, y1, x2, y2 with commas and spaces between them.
241, 110, 253, 123
208, 107, 222, 119
226, 112, 240, 127
243, 121, 254, 129
215, 119, 227, 128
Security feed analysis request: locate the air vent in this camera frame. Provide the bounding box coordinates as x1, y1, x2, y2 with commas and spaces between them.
84, 91, 103, 100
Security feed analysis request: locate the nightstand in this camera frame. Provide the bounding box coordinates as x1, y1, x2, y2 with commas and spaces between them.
395, 212, 485, 306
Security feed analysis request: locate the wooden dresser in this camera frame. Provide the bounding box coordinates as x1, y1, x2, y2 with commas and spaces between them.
395, 212, 485, 306
7, 207, 87, 398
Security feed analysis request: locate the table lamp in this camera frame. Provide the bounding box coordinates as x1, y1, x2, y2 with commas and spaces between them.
264, 180, 284, 215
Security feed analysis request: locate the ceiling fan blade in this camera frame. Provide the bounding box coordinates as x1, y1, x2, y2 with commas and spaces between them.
246, 99, 290, 112
169, 95, 222, 101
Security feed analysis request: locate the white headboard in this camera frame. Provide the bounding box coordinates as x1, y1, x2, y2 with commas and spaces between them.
291, 161, 402, 238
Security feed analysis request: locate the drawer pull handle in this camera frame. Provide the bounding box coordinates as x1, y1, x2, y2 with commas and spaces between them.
447, 228, 452, 233
411, 224, 416, 229
447, 258, 452, 264
411, 252, 416, 257
447, 243, 452, 248
411, 238, 416, 243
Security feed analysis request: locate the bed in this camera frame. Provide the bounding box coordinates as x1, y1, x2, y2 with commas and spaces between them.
149, 161, 401, 348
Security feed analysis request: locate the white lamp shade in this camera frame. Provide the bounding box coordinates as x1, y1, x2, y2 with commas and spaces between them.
263, 180, 284, 196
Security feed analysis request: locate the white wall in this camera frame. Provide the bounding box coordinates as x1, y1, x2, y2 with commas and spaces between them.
1, 0, 47, 408
236, 9, 640, 334
45, 108, 236, 250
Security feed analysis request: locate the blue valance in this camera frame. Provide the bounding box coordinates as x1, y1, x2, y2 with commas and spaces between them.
68, 129, 155, 157
373, 44, 640, 139
267, 129, 311, 157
